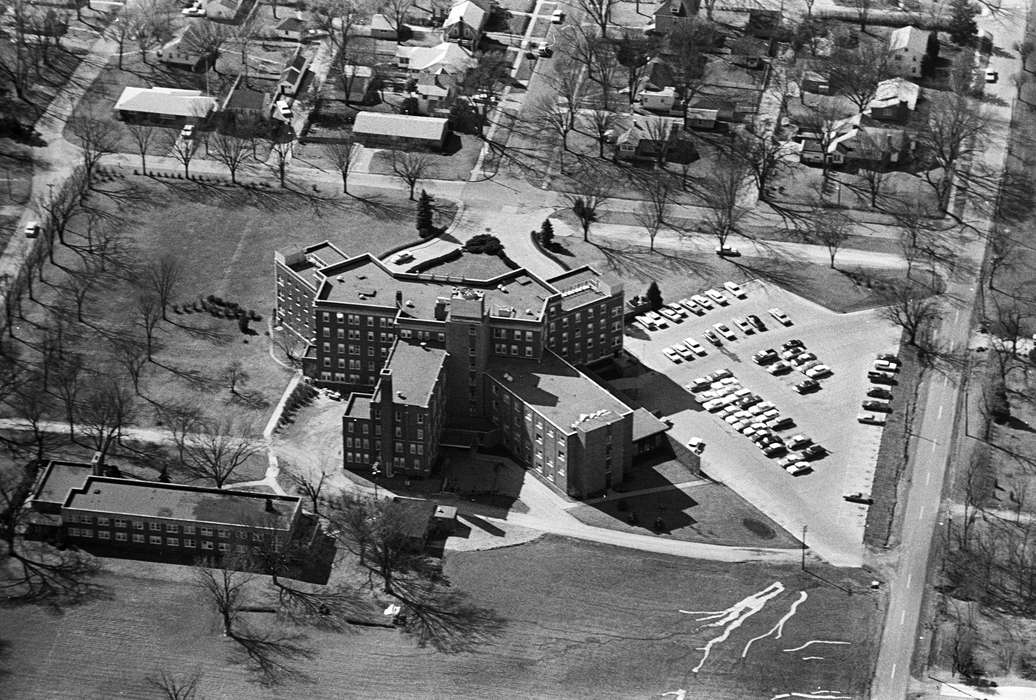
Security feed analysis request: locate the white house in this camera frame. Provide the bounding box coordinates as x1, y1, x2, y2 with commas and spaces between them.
443, 0, 486, 47
887, 26, 929, 78
114, 86, 217, 123
395, 42, 475, 77
866, 77, 920, 121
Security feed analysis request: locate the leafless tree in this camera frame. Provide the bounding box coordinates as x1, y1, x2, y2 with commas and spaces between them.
266, 136, 293, 187
851, 0, 873, 31
532, 97, 577, 170
68, 115, 119, 183
728, 127, 793, 198
802, 204, 852, 268
194, 563, 253, 636
5, 369, 56, 462
390, 149, 430, 200
181, 19, 235, 73
636, 172, 677, 252
696, 161, 751, 251
109, 335, 150, 396
143, 255, 182, 321
34, 169, 86, 249
986, 227, 1019, 292
76, 376, 135, 470
134, 292, 164, 360
106, 14, 135, 70
52, 352, 84, 439
145, 670, 201, 700
859, 164, 892, 210
220, 360, 251, 398
209, 133, 252, 184
165, 132, 196, 178
916, 92, 988, 212
156, 399, 204, 463
323, 139, 357, 194
826, 37, 891, 112
381, 0, 414, 31
583, 109, 617, 158
879, 294, 944, 348
309, 0, 367, 83
667, 19, 716, 112
800, 102, 845, 185
575, 0, 618, 37
0, 1, 39, 101
566, 175, 610, 241
612, 32, 655, 106
891, 202, 941, 280
129, 0, 176, 65
285, 461, 331, 515
183, 418, 261, 488
126, 124, 156, 173
461, 51, 511, 135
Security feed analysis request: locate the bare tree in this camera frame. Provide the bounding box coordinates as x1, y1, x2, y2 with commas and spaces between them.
76, 377, 135, 470
309, 0, 366, 87
266, 136, 293, 187
126, 124, 156, 172
0, 1, 40, 101
145, 670, 201, 700
566, 175, 610, 241
462, 51, 510, 135
986, 227, 1019, 292
390, 149, 430, 200
183, 418, 261, 488
165, 132, 196, 178
879, 294, 944, 347
220, 360, 251, 398
129, 0, 176, 65
827, 37, 891, 112
68, 114, 119, 183
636, 172, 676, 252
696, 161, 751, 251
156, 399, 204, 464
5, 369, 56, 462
916, 92, 988, 211
800, 102, 845, 185
285, 461, 331, 515
667, 19, 716, 113
728, 127, 793, 198
612, 32, 655, 106
209, 133, 252, 184
802, 204, 852, 268
106, 14, 135, 70
52, 352, 84, 439
134, 292, 164, 360
891, 201, 941, 280
194, 563, 252, 636
532, 97, 577, 170
143, 255, 182, 321
851, 0, 873, 31
323, 139, 357, 194
575, 0, 618, 37
584, 109, 617, 158
109, 335, 150, 396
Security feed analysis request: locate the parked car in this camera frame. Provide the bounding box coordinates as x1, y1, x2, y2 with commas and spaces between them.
709, 368, 733, 381
767, 416, 795, 430
985, 69, 998, 83
780, 347, 804, 361
863, 399, 893, 413
738, 394, 762, 408
768, 360, 793, 375
800, 444, 828, 460
804, 364, 832, 379
748, 314, 766, 331
867, 387, 893, 400
716, 246, 742, 257
874, 359, 899, 372
182, 4, 205, 15
685, 338, 707, 356
787, 434, 812, 450
858, 413, 887, 426
687, 437, 706, 454
763, 443, 788, 458
666, 302, 688, 318
713, 323, 736, 341
689, 377, 711, 392
795, 378, 820, 394
782, 339, 805, 350
733, 317, 755, 335
798, 359, 821, 371
662, 347, 681, 363
537, 44, 554, 57
749, 401, 775, 415
768, 307, 792, 326
877, 353, 901, 365
869, 371, 897, 385
706, 289, 729, 306
660, 307, 681, 323
844, 492, 874, 504
704, 330, 722, 346
180, 124, 196, 140
759, 408, 780, 421
24, 220, 40, 238
730, 420, 748, 432
679, 298, 704, 315
692, 294, 713, 309
551, 9, 565, 22
723, 281, 747, 298
753, 348, 778, 365
703, 398, 727, 412
673, 342, 694, 359
393, 252, 415, 264
791, 352, 817, 366
786, 462, 812, 475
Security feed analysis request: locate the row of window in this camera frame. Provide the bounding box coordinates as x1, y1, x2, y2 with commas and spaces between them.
323, 328, 395, 342
67, 529, 233, 551
67, 515, 265, 540
493, 328, 536, 341
321, 312, 395, 327
493, 343, 535, 358
399, 329, 445, 343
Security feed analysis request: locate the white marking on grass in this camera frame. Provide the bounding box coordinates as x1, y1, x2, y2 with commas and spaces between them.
783, 640, 850, 652
682, 582, 786, 673
802, 656, 825, 660
660, 691, 687, 699
769, 693, 851, 700
741, 591, 808, 658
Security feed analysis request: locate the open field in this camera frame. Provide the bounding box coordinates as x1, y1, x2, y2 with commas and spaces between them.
367, 135, 484, 181
0, 535, 880, 699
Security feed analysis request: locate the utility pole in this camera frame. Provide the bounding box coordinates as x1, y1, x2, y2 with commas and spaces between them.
801, 525, 808, 571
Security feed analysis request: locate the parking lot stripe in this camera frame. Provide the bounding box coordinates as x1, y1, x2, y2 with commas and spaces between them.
937, 405, 944, 419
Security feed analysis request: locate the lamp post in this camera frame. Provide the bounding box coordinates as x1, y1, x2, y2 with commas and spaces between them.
371, 461, 381, 500
801, 525, 808, 572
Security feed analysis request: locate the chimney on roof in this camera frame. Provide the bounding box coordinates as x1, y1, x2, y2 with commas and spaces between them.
295, 9, 303, 21
395, 290, 403, 308
265, 497, 278, 514
434, 297, 448, 320
90, 451, 103, 476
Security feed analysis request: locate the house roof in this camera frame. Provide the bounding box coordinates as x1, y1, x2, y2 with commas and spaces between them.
114, 86, 217, 118
867, 77, 920, 111
395, 42, 474, 74
545, 266, 623, 311
223, 78, 266, 112
632, 407, 670, 442
63, 476, 301, 531
486, 351, 633, 435
275, 16, 305, 32
888, 26, 928, 54
352, 112, 449, 142
444, 0, 486, 30
370, 13, 395, 32
30, 460, 93, 508
616, 115, 681, 145
373, 340, 448, 408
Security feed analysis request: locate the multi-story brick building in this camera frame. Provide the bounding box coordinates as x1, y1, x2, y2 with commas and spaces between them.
27, 460, 302, 559
274, 242, 652, 497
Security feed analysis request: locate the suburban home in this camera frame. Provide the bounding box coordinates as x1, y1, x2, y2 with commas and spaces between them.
641, 86, 679, 113
156, 30, 209, 71
650, 0, 700, 35
800, 70, 830, 95
205, 0, 243, 21
395, 42, 475, 77
442, 0, 486, 47
278, 47, 311, 97
273, 14, 308, 42
222, 74, 269, 120
635, 58, 680, 113
800, 114, 914, 167
887, 25, 930, 78
369, 13, 398, 40
342, 64, 375, 103
615, 115, 698, 164
685, 96, 738, 131
866, 77, 920, 122
114, 86, 217, 124
352, 112, 450, 151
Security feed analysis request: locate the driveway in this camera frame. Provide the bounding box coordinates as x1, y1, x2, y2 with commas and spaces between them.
622, 279, 901, 567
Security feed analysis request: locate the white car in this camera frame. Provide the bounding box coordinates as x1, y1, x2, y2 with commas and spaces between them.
730, 420, 748, 431
181, 5, 205, 16
724, 414, 742, 425
551, 9, 565, 23
673, 342, 694, 360
684, 338, 707, 356
805, 364, 832, 379
692, 294, 712, 309
679, 299, 704, 315
660, 307, 681, 323
785, 462, 812, 476
787, 433, 812, 450
687, 437, 706, 454
24, 220, 40, 238
733, 317, 755, 335
713, 323, 737, 341
703, 398, 728, 412
768, 360, 793, 375
636, 315, 656, 329
662, 347, 681, 362
723, 281, 747, 298
874, 359, 899, 372
180, 124, 196, 140
666, 302, 688, 318
759, 408, 780, 421
768, 307, 792, 326
715, 377, 740, 387
706, 289, 729, 306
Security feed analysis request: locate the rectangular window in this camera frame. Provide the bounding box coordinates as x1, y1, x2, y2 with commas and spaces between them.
114, 519, 126, 528
97, 530, 111, 540
217, 542, 229, 552
149, 522, 162, 531
367, 331, 375, 341
115, 532, 127, 542
166, 524, 179, 533
417, 414, 425, 424
97, 517, 110, 527
201, 541, 214, 550
200, 527, 213, 537
183, 538, 195, 548
218, 529, 229, 539
337, 328, 345, 339
525, 346, 534, 357
322, 327, 330, 338
132, 533, 145, 543
510, 345, 518, 355
166, 537, 179, 546
149, 535, 162, 545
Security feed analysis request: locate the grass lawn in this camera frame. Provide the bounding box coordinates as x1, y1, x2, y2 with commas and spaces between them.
367, 135, 483, 181
0, 535, 880, 698
421, 251, 515, 279
0, 142, 33, 249
2, 177, 445, 436
770, 162, 942, 216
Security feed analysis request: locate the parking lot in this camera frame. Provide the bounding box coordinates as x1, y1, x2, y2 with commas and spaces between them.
622, 280, 902, 565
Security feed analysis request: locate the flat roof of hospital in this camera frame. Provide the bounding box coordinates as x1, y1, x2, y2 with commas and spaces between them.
374, 341, 448, 408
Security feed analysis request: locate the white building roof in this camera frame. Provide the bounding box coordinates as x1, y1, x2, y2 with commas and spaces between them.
396, 42, 474, 74
888, 26, 928, 55
114, 86, 217, 118
867, 77, 920, 111
444, 1, 486, 29
352, 112, 449, 142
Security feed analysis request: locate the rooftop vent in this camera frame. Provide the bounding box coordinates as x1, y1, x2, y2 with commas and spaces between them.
337, 276, 345, 283
503, 372, 514, 382
405, 300, 415, 308
420, 342, 428, 349
397, 391, 407, 400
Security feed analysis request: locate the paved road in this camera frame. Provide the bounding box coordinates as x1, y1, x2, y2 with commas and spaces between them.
869, 1, 1027, 696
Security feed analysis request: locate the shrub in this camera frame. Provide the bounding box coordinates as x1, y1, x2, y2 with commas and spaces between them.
464, 233, 503, 255
172, 304, 181, 314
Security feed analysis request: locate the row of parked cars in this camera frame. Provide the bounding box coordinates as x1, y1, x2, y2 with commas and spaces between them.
633, 281, 747, 333
752, 339, 833, 394
858, 354, 902, 425
686, 370, 828, 475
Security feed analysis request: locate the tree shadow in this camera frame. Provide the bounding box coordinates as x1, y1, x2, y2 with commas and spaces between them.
229, 625, 315, 688
393, 581, 507, 654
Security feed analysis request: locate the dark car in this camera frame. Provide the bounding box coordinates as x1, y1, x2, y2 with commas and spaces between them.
877, 353, 900, 364
869, 371, 897, 385
844, 492, 874, 505
766, 416, 795, 431
800, 444, 828, 460
782, 339, 805, 350
753, 348, 779, 365
704, 330, 723, 346
863, 399, 893, 413
867, 387, 893, 400
795, 378, 820, 394
748, 314, 766, 331
763, 443, 788, 457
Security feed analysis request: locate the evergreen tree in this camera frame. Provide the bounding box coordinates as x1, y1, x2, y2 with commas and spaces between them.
948, 0, 978, 46
416, 189, 434, 236
539, 219, 555, 246
646, 281, 663, 310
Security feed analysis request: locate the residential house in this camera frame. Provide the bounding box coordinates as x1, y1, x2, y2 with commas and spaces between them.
800, 114, 913, 168
800, 70, 830, 95
443, 0, 486, 47
156, 30, 209, 72
114, 86, 217, 124
273, 14, 308, 42
866, 77, 920, 122
635, 58, 680, 113
685, 96, 738, 131
278, 47, 311, 98
342, 64, 375, 104
205, 0, 243, 21
615, 115, 698, 164
222, 74, 269, 120
650, 0, 700, 35
351, 112, 450, 151
395, 42, 475, 78
887, 26, 930, 78
370, 14, 398, 40
387, 78, 454, 116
